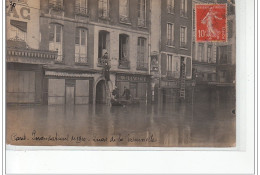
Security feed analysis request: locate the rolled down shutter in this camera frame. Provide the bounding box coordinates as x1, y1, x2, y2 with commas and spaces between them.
161, 53, 167, 76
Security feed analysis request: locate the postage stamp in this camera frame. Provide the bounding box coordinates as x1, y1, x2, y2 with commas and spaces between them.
196, 4, 227, 42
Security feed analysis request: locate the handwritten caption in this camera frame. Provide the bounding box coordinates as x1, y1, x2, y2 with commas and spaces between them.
11, 130, 157, 143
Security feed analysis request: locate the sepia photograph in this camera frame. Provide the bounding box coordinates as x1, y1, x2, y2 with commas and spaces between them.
6, 0, 236, 147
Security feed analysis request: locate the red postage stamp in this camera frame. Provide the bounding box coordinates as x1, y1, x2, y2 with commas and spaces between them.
196, 4, 227, 42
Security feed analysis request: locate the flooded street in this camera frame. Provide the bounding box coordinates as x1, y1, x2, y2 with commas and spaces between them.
6, 100, 235, 147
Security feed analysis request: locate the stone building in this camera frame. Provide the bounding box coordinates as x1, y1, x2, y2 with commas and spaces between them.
150, 0, 193, 104
38, 0, 151, 105
6, 0, 57, 104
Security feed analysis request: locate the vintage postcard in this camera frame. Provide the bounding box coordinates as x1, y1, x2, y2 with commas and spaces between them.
6, 0, 236, 147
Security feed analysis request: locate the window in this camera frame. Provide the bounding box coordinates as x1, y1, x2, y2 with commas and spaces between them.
98, 30, 109, 64
137, 0, 146, 27
167, 23, 174, 46
75, 0, 88, 15
137, 37, 147, 70
180, 26, 187, 48
98, 0, 109, 18
207, 45, 213, 63
218, 46, 228, 64
119, 0, 129, 21
167, 55, 180, 78
49, 0, 64, 10
75, 28, 87, 63
192, 42, 195, 60
180, 0, 187, 17
228, 20, 233, 38
198, 43, 204, 62
49, 23, 63, 62
167, 0, 175, 14
119, 34, 130, 68
9, 20, 27, 41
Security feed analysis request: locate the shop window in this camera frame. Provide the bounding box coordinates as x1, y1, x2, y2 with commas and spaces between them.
137, 37, 148, 70
119, 0, 129, 22
167, 54, 180, 78
98, 30, 110, 64
180, 0, 187, 17
185, 57, 192, 79
167, 0, 175, 14
49, 23, 63, 62
75, 28, 88, 63
98, 0, 109, 18
119, 34, 130, 68
137, 0, 146, 27
180, 26, 187, 48
9, 20, 27, 41
75, 0, 88, 15
167, 23, 174, 46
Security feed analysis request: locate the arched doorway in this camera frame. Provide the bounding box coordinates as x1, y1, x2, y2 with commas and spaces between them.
96, 80, 106, 104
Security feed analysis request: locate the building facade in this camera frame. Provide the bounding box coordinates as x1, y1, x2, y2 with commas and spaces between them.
6, 0, 57, 104
37, 0, 152, 105
150, 0, 193, 104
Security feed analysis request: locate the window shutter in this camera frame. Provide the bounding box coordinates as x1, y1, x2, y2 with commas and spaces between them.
161, 54, 167, 75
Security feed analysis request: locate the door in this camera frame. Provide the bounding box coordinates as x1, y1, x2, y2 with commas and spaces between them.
66, 86, 75, 105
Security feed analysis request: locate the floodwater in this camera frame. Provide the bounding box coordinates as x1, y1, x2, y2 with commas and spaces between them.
6, 101, 236, 147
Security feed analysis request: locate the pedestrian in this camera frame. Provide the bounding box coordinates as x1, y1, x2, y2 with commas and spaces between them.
122, 86, 131, 100
112, 86, 119, 100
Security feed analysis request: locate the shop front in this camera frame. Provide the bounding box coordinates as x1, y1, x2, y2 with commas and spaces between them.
43, 69, 94, 105
115, 73, 151, 102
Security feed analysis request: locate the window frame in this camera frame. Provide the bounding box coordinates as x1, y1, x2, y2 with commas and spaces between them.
198, 43, 204, 62
119, 0, 129, 20
167, 0, 175, 14
75, 28, 88, 64
49, 23, 63, 62
207, 45, 213, 63
75, 0, 88, 15
98, 0, 109, 18
137, 0, 146, 27
180, 26, 187, 48
180, 0, 187, 17
167, 23, 175, 46
137, 37, 148, 70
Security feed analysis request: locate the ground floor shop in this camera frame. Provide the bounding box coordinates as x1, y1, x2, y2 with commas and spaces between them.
6, 63, 44, 104
115, 73, 151, 102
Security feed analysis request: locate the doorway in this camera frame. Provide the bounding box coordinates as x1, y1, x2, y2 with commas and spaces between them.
66, 86, 75, 105
96, 80, 106, 104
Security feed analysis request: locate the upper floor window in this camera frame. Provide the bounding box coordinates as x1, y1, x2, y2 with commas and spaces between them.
180, 26, 187, 48
198, 43, 204, 62
207, 45, 213, 63
75, 28, 88, 64
119, 0, 129, 21
98, 30, 110, 65
228, 20, 233, 38
180, 0, 187, 17
192, 42, 195, 60
75, 0, 88, 15
49, 0, 64, 10
98, 0, 109, 18
49, 23, 63, 62
119, 34, 130, 69
167, 0, 175, 14
137, 37, 148, 70
217, 45, 232, 64
137, 0, 146, 27
167, 23, 174, 46
9, 20, 27, 41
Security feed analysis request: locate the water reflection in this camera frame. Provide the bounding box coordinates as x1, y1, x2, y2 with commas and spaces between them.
6, 101, 235, 147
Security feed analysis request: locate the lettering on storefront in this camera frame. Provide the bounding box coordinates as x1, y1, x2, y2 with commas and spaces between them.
117, 74, 147, 82
7, 5, 30, 20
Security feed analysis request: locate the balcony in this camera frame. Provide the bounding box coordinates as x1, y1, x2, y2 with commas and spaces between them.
7, 47, 57, 65
97, 58, 110, 67
118, 59, 130, 69
75, 56, 88, 65
166, 71, 180, 79
136, 61, 148, 71
180, 42, 188, 49
180, 9, 187, 17
75, 6, 88, 16
137, 18, 146, 27
49, 1, 64, 11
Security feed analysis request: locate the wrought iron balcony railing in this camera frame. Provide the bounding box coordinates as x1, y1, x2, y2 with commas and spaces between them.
118, 59, 130, 69
49, 1, 64, 11
136, 61, 148, 71
75, 6, 88, 16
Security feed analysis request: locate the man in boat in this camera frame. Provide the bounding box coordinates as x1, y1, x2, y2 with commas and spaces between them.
122, 86, 131, 100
